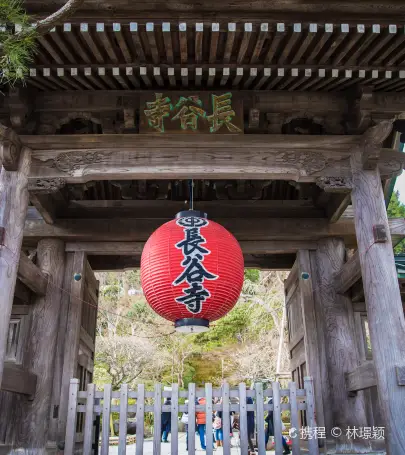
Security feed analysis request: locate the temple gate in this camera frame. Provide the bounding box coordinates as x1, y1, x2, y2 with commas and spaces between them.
2, 1, 405, 454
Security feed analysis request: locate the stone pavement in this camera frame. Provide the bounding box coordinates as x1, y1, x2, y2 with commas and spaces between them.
108, 432, 277, 455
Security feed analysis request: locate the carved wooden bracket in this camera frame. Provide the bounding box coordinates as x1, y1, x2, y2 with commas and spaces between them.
362, 120, 394, 170
28, 178, 67, 194
0, 124, 22, 171
316, 176, 353, 193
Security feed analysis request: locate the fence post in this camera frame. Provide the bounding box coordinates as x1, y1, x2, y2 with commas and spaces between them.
64, 378, 80, 455
101, 384, 112, 455
238, 383, 248, 455
205, 383, 213, 455
135, 384, 145, 455
119, 384, 128, 455
153, 383, 162, 455
289, 381, 301, 455
171, 383, 179, 455
222, 382, 231, 455
83, 383, 96, 455
188, 383, 196, 455
272, 381, 283, 455
255, 383, 266, 455
304, 377, 319, 455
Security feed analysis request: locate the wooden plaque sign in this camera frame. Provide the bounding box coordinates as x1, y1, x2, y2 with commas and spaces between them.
139, 92, 243, 134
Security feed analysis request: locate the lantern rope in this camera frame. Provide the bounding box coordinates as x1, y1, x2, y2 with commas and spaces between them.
189, 178, 194, 210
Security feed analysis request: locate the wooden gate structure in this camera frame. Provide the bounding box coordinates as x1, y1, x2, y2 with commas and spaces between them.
64, 380, 318, 455
3, 1, 405, 454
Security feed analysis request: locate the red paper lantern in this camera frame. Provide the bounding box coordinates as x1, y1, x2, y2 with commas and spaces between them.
141, 210, 244, 333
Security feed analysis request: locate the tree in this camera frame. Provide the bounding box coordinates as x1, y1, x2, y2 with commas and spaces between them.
95, 335, 168, 390
0, 0, 84, 84
387, 190, 405, 253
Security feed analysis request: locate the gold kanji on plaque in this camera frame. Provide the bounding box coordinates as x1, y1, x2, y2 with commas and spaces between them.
144, 93, 173, 133
206, 93, 242, 133
171, 96, 206, 131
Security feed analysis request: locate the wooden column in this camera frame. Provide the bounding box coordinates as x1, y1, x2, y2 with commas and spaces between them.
312, 238, 372, 452
20, 239, 65, 450
0, 147, 31, 385
351, 126, 405, 454
58, 251, 87, 443
296, 250, 328, 445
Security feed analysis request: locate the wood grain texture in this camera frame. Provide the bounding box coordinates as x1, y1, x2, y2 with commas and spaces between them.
49, 252, 74, 442
19, 239, 65, 450
58, 251, 87, 442
351, 150, 405, 455
345, 361, 377, 392
313, 239, 371, 452
22, 135, 405, 183
65, 240, 318, 256
255, 383, 266, 455
0, 147, 31, 386
64, 200, 325, 220
24, 216, 405, 245
1, 362, 37, 396
17, 251, 48, 296
222, 382, 231, 455
297, 250, 327, 442
334, 250, 362, 294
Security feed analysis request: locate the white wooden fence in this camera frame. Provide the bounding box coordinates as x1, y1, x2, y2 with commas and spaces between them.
65, 378, 319, 455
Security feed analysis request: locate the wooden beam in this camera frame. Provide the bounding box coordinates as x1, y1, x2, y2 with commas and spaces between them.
334, 250, 362, 294
65, 240, 318, 255
63, 200, 326, 219
352, 301, 366, 312
345, 361, 377, 393
23, 134, 404, 183
88, 253, 296, 271
23, 216, 405, 245
1, 362, 37, 396
18, 252, 48, 296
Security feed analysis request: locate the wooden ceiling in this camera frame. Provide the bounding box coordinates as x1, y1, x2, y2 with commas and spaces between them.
25, 20, 405, 92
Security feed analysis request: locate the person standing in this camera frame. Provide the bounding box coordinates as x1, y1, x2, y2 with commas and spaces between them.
161, 398, 171, 443
181, 399, 189, 451
213, 410, 223, 447
265, 398, 291, 455
246, 396, 255, 453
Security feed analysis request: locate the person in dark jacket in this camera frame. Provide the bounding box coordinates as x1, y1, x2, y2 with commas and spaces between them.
161, 398, 171, 443
265, 398, 290, 454
246, 397, 255, 453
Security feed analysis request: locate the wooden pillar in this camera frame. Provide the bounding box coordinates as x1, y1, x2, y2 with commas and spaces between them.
0, 147, 31, 385
58, 251, 87, 444
18, 239, 65, 451
312, 238, 372, 453
351, 143, 405, 454
297, 250, 328, 445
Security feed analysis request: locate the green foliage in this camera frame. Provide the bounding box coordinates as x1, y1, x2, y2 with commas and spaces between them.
388, 190, 405, 253
0, 0, 37, 84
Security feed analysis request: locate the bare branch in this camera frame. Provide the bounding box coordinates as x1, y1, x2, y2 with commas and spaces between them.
34, 0, 85, 34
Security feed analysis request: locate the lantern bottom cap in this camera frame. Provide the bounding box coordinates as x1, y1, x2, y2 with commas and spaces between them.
175, 318, 209, 333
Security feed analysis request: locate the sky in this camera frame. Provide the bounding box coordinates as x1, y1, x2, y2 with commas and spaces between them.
395, 171, 405, 204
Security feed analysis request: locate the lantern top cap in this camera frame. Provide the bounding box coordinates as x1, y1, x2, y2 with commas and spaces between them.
175, 210, 208, 219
